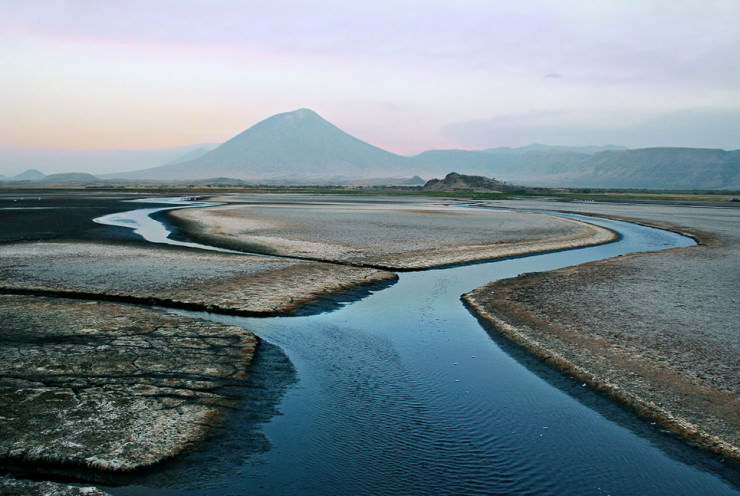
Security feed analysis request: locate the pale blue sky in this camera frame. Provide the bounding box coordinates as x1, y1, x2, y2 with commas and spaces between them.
1, 0, 738, 171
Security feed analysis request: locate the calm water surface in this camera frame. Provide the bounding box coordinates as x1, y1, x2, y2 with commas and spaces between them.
101, 203, 739, 495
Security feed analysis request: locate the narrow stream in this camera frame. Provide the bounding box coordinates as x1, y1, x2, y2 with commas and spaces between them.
98, 199, 739, 495
93, 197, 241, 253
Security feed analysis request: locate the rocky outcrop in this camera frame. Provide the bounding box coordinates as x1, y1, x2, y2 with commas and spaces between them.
422, 172, 515, 192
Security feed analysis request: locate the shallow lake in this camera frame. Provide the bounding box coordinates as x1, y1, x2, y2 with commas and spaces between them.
100, 203, 739, 495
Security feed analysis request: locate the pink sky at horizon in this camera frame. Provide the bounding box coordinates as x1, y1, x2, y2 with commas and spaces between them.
1, 0, 739, 174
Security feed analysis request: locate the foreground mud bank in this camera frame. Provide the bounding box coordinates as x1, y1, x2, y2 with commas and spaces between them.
0, 295, 257, 480
464, 203, 740, 462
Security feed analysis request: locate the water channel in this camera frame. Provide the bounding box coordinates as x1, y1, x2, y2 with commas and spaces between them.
98, 199, 739, 495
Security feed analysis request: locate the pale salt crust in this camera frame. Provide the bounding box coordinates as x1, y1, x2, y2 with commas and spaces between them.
171, 201, 617, 269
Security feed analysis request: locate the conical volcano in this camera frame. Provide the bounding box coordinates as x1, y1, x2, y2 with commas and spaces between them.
117, 109, 413, 180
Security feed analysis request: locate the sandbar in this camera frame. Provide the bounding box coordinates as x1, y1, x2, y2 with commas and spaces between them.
168, 194, 617, 269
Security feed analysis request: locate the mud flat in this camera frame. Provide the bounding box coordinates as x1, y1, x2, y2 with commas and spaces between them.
0, 191, 175, 245
0, 295, 257, 482
464, 199, 740, 461
0, 242, 396, 315
168, 194, 616, 269
0, 476, 110, 495
0, 195, 394, 491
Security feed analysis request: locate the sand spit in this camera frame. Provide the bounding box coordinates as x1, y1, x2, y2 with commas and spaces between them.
464, 200, 740, 461
0, 242, 397, 315
0, 294, 257, 475
169, 198, 617, 269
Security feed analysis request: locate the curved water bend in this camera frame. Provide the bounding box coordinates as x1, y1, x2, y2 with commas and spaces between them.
93, 197, 242, 253
105, 204, 739, 496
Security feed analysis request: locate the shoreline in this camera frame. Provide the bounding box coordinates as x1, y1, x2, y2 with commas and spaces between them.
462, 218, 740, 462
463, 292, 740, 462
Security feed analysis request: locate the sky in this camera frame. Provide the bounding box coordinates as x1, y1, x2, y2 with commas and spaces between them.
1, 0, 739, 175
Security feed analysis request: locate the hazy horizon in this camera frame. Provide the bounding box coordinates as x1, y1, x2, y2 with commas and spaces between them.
0, 132, 628, 177
2, 1, 739, 176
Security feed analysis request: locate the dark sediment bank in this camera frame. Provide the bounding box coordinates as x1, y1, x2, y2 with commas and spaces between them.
0, 193, 168, 246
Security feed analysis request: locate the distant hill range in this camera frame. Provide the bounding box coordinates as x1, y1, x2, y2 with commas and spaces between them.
420, 146, 740, 190
0, 144, 218, 179
3, 109, 738, 189
0, 169, 102, 185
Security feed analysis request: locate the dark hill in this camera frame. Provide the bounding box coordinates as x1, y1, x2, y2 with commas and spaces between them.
40, 173, 100, 184
12, 169, 45, 181
422, 172, 515, 192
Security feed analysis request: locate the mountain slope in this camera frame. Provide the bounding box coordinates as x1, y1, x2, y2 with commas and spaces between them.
571, 148, 740, 189
117, 109, 414, 180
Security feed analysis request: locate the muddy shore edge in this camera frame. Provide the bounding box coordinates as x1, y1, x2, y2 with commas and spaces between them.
463, 216, 740, 463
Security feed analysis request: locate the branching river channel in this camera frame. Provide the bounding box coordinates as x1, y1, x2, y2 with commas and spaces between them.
97, 198, 739, 495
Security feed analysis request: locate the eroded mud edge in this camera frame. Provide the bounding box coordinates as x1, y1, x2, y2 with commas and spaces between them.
461, 221, 739, 463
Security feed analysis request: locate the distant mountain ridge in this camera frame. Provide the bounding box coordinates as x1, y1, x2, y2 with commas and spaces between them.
4, 109, 738, 189
572, 147, 740, 189
484, 143, 628, 155
0, 144, 218, 178
410, 146, 739, 189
